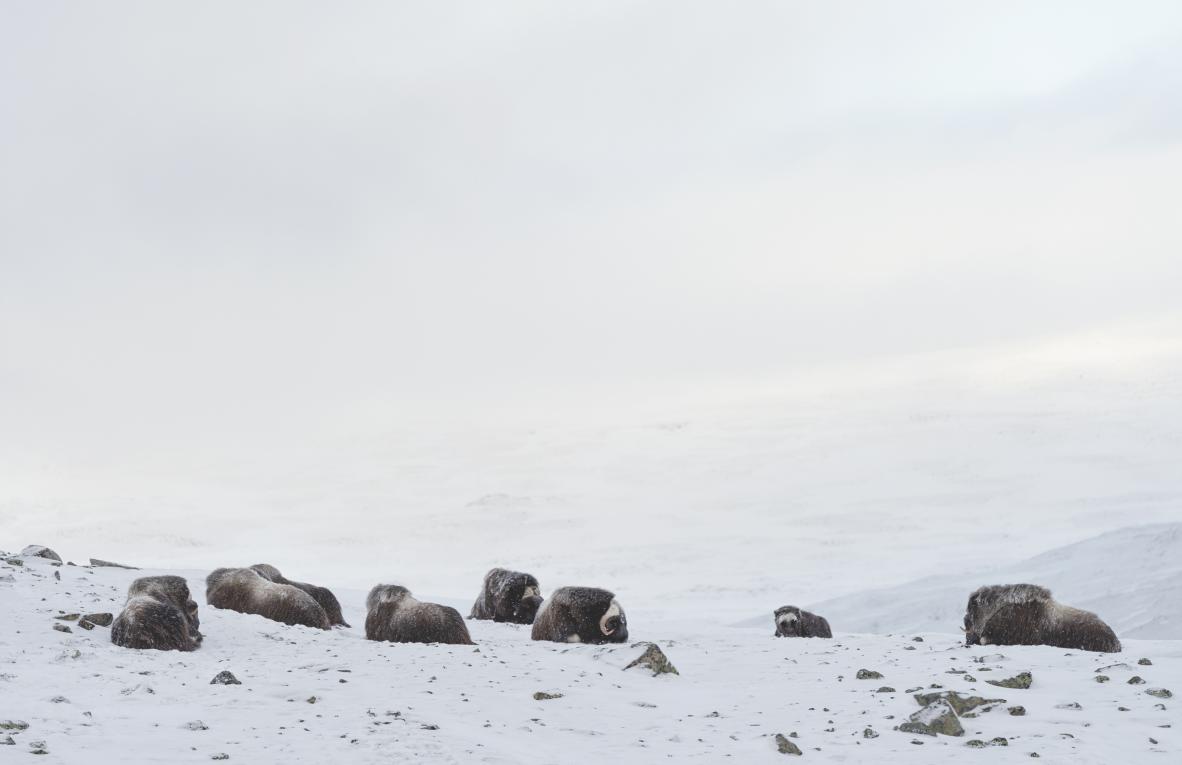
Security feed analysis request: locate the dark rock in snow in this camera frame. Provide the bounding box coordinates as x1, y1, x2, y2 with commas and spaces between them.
56, 614, 80, 622
90, 558, 139, 569
210, 671, 241, 686
898, 699, 964, 737
1146, 688, 1172, 699
856, 669, 883, 680
1008, 706, 1026, 716
624, 643, 679, 676
863, 728, 879, 739
53, 623, 71, 634
1138, 658, 1152, 666
0, 721, 29, 731
913, 691, 1004, 716
532, 691, 563, 701
1128, 676, 1146, 685
83, 612, 114, 627
21, 546, 62, 562
774, 733, 802, 755
986, 671, 1032, 689
1095, 675, 1110, 683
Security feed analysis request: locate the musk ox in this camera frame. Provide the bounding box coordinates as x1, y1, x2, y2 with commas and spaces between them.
773, 605, 832, 638
531, 586, 627, 644
469, 568, 544, 624
111, 575, 202, 651
206, 567, 331, 630
365, 584, 473, 645
963, 584, 1121, 653
250, 563, 350, 627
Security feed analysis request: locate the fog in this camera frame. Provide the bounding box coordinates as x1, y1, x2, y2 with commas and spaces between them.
2, 3, 1181, 560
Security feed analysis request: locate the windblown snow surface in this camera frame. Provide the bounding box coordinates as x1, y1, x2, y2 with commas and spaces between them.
1, 553, 1179, 764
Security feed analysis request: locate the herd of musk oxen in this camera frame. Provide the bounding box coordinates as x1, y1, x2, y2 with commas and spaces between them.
21, 546, 1122, 654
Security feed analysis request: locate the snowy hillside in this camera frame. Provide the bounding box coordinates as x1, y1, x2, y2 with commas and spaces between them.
2, 554, 1179, 764
809, 524, 1182, 640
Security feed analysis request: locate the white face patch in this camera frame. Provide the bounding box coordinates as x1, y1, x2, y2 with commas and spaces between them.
565, 634, 583, 643
522, 585, 540, 599
778, 612, 799, 626
600, 600, 622, 635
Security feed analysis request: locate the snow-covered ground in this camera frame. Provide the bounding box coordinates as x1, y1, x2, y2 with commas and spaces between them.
1, 554, 1177, 763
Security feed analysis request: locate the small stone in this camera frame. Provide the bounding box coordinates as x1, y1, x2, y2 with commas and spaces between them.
185, 721, 209, 731
863, 728, 879, 739
876, 686, 895, 693
53, 623, 71, 634
1138, 658, 1152, 666
83, 613, 114, 627
211, 754, 229, 761
1, 736, 14, 745
532, 691, 563, 701
1055, 702, 1082, 710
1128, 676, 1146, 685
306, 696, 318, 704
856, 669, 883, 680
210, 671, 241, 686
986, 671, 1032, 689
898, 699, 964, 737
1008, 706, 1026, 716
774, 733, 802, 755
55, 614, 80, 622
913, 691, 1004, 716
50, 696, 68, 704
1146, 688, 1172, 699
4, 558, 24, 567
78, 620, 95, 630
0, 721, 29, 731
962, 674, 976, 682
990, 737, 1008, 746
89, 558, 139, 569
1094, 675, 1110, 683
624, 643, 679, 676
912, 636, 924, 642
966, 740, 987, 748
29, 740, 49, 755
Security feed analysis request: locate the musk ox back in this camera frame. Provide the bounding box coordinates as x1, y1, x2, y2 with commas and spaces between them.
251, 563, 350, 627
206, 567, 331, 630
964, 584, 1121, 653
469, 568, 543, 624
773, 605, 832, 638
365, 584, 473, 645
111, 575, 202, 652
531, 586, 627, 644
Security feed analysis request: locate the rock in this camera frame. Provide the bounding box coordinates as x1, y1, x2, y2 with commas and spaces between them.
89, 558, 138, 569
29, 740, 49, 755
532, 691, 563, 701
966, 740, 988, 748
83, 613, 114, 627
1146, 688, 1172, 699
856, 669, 883, 680
986, 671, 1032, 689
914, 691, 1004, 716
773, 733, 802, 755
624, 643, 679, 676
963, 674, 976, 682
4, 558, 24, 567
1094, 675, 1110, 683
78, 620, 96, 630
306, 696, 318, 704
1138, 658, 1153, 666
0, 721, 29, 731
1, 736, 14, 745
53, 624, 71, 634
50, 696, 69, 704
55, 614, 80, 622
898, 699, 964, 737
990, 737, 1008, 746
875, 686, 895, 693
185, 721, 209, 731
21, 546, 62, 562
211, 754, 229, 761
1055, 702, 1082, 710
912, 636, 924, 642
1128, 676, 1146, 685
863, 728, 879, 739
210, 671, 241, 686
1096, 663, 1131, 673
1008, 706, 1026, 716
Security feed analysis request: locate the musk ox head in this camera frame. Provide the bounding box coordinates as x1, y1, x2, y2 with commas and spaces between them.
513, 583, 544, 623
129, 575, 202, 642
472, 569, 545, 624
963, 583, 1051, 646
774, 606, 804, 637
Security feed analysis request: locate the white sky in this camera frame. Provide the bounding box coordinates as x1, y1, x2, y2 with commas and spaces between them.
3, 1, 1182, 451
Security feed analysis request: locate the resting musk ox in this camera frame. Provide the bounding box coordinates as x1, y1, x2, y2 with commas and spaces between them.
469, 568, 544, 624
111, 575, 202, 651
963, 584, 1121, 653
206, 567, 331, 630
365, 584, 473, 645
773, 605, 832, 638
251, 563, 350, 627
531, 586, 628, 644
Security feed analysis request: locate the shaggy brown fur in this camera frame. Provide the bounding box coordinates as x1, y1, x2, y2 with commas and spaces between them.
964, 584, 1121, 653
251, 563, 350, 627
531, 586, 628, 644
111, 575, 202, 652
773, 605, 832, 638
365, 584, 473, 645
206, 567, 331, 630
469, 568, 543, 624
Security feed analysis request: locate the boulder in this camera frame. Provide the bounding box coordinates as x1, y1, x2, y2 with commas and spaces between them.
21, 546, 62, 563
986, 671, 1032, 689
774, 733, 802, 755
624, 643, 679, 676
898, 699, 964, 737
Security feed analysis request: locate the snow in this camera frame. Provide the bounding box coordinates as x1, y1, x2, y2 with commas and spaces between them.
2, 554, 1179, 763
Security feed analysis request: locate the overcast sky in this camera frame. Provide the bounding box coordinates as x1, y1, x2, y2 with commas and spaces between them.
3, 1, 1182, 452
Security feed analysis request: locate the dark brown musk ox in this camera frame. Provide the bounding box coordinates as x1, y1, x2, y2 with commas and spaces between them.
365, 584, 473, 645
250, 563, 350, 627
531, 586, 628, 644
773, 605, 832, 638
111, 575, 203, 651
963, 584, 1121, 653
206, 567, 331, 630
469, 568, 544, 624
